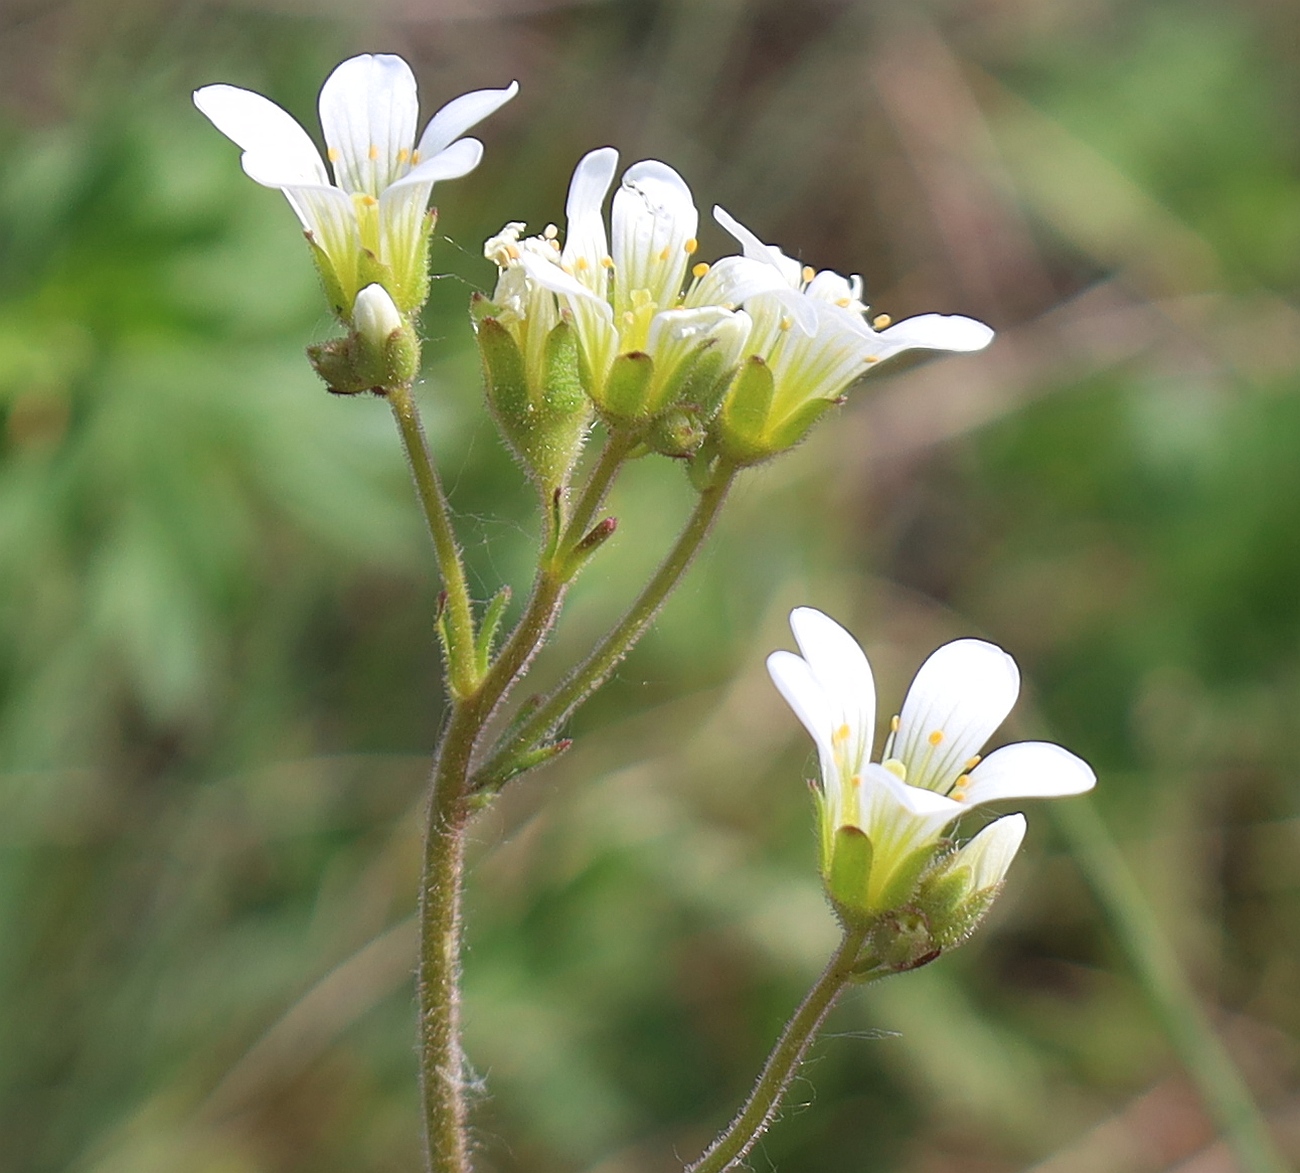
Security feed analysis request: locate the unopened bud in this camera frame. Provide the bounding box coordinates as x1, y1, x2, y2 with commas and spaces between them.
353, 283, 403, 347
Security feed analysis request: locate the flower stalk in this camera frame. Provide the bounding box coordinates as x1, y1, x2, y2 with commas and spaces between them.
686, 923, 876, 1173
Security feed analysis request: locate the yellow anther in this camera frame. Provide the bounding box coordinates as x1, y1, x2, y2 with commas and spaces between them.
801, 265, 816, 284
873, 313, 892, 329
850, 773, 861, 789
890, 715, 900, 732
397, 148, 410, 163
360, 195, 378, 207
368, 144, 380, 161
928, 730, 944, 746
951, 789, 967, 803
692, 261, 710, 279
575, 256, 589, 271
505, 244, 520, 260
684, 238, 699, 254
836, 297, 851, 307
864, 355, 880, 364
965, 755, 981, 770
543, 223, 559, 239
780, 317, 792, 331
560, 262, 574, 274
327, 147, 341, 163
411, 150, 421, 165
954, 773, 970, 789
833, 723, 852, 745
882, 758, 907, 780
658, 246, 671, 262
601, 256, 615, 269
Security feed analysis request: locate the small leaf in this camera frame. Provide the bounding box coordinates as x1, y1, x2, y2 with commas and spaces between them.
475, 586, 513, 676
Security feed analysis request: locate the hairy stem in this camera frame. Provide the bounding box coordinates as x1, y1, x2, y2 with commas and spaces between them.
686, 923, 872, 1173
473, 460, 739, 791
389, 384, 478, 698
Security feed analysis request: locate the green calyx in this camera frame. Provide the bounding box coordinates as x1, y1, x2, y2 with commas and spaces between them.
713, 356, 844, 465
477, 311, 591, 492
307, 316, 421, 396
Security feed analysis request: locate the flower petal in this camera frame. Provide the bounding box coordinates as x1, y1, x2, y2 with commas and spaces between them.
319, 53, 419, 196
193, 84, 328, 187
416, 81, 519, 160
872, 313, 994, 362
712, 205, 803, 288
767, 648, 836, 771
952, 813, 1027, 891
961, 742, 1096, 808
787, 607, 876, 774
611, 160, 698, 316
563, 147, 618, 296
393, 135, 485, 189
280, 183, 361, 291
855, 763, 962, 906
894, 639, 1020, 794
685, 255, 794, 312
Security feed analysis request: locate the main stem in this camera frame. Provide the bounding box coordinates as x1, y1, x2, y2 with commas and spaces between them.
389, 384, 478, 697
686, 923, 872, 1173
474, 461, 738, 790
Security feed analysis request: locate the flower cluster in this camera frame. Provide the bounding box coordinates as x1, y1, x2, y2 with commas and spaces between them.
478, 150, 993, 469
768, 608, 1094, 968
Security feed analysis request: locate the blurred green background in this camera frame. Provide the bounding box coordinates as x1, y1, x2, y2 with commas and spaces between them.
2, 0, 1299, 1170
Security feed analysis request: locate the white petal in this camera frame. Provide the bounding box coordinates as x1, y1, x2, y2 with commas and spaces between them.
787, 607, 876, 773
953, 813, 1027, 890
855, 764, 962, 903
281, 183, 361, 290
517, 249, 606, 303
767, 648, 836, 770
961, 742, 1096, 808
563, 147, 618, 295
193, 84, 328, 187
894, 639, 1020, 794
393, 136, 485, 189
319, 53, 418, 196
611, 160, 698, 315
685, 255, 795, 312
873, 313, 994, 361
416, 81, 519, 159
712, 205, 804, 288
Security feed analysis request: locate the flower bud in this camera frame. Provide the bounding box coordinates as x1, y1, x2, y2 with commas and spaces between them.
915, 815, 1026, 949
306, 284, 420, 394
354, 283, 403, 348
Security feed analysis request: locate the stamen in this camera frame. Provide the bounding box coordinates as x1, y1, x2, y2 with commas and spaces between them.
360, 195, 378, 207
801, 265, 816, 285
872, 313, 892, 329
882, 758, 907, 780
684, 238, 699, 254
397, 148, 411, 164
658, 247, 671, 262
575, 256, 589, 271
850, 773, 861, 789
965, 755, 981, 770
864, 356, 880, 364
601, 256, 615, 269
890, 715, 899, 732
928, 730, 945, 746
368, 144, 380, 161
543, 224, 559, 240
780, 317, 792, 331
327, 147, 341, 163
692, 262, 710, 279
411, 150, 421, 165
836, 297, 851, 307
833, 724, 852, 745
505, 244, 520, 260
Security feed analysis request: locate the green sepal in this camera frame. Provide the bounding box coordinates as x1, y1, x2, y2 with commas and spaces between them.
601, 351, 655, 424
534, 319, 593, 487
474, 738, 574, 797
382, 325, 421, 388
645, 338, 732, 419
305, 234, 352, 322
475, 586, 513, 678
826, 825, 874, 916
764, 396, 843, 454
306, 338, 371, 396
872, 843, 940, 913
392, 207, 437, 314
646, 406, 706, 458
478, 313, 531, 446
357, 249, 397, 310
715, 356, 775, 464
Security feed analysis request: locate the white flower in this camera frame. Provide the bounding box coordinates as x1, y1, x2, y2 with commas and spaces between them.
711, 207, 993, 462
194, 54, 518, 316
767, 607, 1094, 914
484, 149, 757, 423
